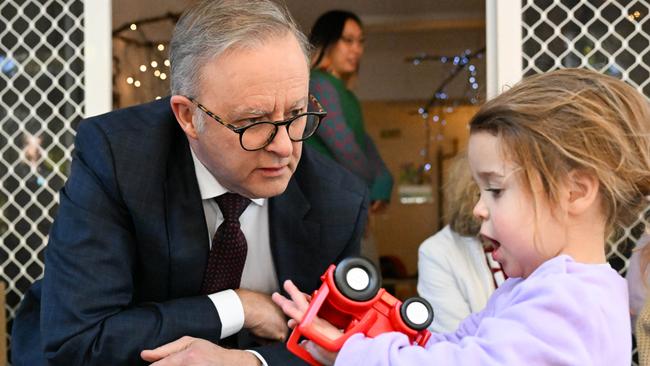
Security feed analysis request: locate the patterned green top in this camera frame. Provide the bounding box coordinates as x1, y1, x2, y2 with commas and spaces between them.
306, 69, 393, 201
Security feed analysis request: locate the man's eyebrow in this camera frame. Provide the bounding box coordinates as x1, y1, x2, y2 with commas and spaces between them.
230, 97, 309, 118
289, 97, 308, 110
230, 106, 270, 117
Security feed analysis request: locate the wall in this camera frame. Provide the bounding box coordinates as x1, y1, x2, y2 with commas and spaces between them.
362, 101, 479, 275
357, 27, 485, 101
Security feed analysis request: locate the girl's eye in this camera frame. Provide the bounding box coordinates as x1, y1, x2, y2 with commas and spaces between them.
485, 188, 503, 198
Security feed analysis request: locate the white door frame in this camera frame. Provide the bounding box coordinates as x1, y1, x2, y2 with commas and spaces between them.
83, 0, 112, 117
486, 0, 523, 99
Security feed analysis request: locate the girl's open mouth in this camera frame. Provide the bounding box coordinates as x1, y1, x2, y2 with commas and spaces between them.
480, 234, 503, 262
480, 234, 500, 251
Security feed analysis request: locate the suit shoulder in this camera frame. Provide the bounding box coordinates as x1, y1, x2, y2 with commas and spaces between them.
73, 98, 184, 184
77, 97, 174, 137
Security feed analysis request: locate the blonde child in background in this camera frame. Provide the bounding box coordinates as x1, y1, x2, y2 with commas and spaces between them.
273, 68, 650, 365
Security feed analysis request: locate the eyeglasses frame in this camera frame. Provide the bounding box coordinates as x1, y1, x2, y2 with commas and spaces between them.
186, 94, 327, 151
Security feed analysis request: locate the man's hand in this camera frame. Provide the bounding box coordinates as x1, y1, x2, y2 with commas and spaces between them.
141, 336, 261, 366
236, 289, 289, 342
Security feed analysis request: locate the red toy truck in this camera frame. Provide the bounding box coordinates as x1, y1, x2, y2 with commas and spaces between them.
287, 257, 433, 366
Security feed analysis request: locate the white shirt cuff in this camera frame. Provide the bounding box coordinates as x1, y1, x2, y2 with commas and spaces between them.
245, 350, 268, 366
208, 289, 244, 339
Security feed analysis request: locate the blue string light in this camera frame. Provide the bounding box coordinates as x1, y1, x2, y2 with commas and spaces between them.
406, 48, 485, 187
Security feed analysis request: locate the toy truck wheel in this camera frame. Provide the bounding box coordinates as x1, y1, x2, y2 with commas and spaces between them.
333, 257, 380, 302
400, 297, 434, 331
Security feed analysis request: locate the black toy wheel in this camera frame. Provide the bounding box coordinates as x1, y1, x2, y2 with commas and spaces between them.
400, 297, 434, 331
333, 256, 381, 302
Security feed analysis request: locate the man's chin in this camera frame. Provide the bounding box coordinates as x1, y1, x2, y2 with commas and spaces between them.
247, 178, 291, 199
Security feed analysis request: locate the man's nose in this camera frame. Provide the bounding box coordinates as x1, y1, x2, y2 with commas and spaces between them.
264, 124, 293, 157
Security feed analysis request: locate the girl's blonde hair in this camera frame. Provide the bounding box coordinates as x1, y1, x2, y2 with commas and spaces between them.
469, 68, 650, 238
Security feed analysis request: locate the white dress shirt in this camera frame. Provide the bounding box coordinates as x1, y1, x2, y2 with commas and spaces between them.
191, 149, 279, 362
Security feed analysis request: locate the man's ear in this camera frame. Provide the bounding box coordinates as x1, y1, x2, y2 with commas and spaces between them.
567, 169, 600, 215
170, 95, 199, 139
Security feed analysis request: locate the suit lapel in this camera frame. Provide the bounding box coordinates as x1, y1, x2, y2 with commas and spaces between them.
164, 135, 209, 297
269, 177, 321, 292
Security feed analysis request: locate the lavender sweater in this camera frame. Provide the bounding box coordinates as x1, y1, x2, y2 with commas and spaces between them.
336, 255, 630, 365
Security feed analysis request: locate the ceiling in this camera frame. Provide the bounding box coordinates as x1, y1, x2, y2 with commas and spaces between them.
112, 0, 485, 38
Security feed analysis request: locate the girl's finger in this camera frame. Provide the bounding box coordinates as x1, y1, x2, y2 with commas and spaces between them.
272, 291, 308, 322
283, 280, 311, 309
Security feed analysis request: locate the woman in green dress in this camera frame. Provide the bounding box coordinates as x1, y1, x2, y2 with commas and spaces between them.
307, 10, 393, 212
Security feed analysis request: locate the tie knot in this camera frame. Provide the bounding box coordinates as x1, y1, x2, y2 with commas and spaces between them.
215, 193, 251, 222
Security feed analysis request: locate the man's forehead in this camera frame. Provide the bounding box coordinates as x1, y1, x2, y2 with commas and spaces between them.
230, 95, 308, 116
196, 33, 309, 113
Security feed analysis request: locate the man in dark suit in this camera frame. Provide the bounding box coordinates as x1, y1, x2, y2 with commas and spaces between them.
11, 1, 368, 365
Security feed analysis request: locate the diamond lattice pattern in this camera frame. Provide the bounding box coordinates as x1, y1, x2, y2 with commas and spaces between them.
0, 0, 84, 359
523, 0, 650, 272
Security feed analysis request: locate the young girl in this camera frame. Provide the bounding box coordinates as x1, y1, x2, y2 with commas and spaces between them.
272, 68, 650, 365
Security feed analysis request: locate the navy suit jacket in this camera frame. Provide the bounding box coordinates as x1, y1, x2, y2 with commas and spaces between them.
12, 98, 368, 365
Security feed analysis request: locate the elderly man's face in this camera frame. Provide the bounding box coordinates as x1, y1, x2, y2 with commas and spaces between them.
189, 33, 309, 199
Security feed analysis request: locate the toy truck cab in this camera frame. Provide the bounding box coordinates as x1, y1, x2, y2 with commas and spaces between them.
287, 257, 434, 366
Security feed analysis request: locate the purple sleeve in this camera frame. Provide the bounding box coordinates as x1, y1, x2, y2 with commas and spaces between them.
335, 266, 630, 366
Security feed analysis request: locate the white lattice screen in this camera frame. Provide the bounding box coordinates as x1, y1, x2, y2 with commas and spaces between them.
0, 0, 85, 360
522, 0, 650, 364
522, 0, 650, 270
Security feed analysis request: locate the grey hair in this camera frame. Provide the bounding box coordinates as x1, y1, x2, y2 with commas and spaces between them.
194, 109, 206, 133
170, 0, 311, 98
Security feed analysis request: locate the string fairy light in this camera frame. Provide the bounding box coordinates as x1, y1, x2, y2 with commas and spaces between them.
113, 12, 180, 104
401, 47, 485, 208
408, 47, 485, 130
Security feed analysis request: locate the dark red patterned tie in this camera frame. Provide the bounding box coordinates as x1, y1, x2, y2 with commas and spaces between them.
200, 193, 251, 294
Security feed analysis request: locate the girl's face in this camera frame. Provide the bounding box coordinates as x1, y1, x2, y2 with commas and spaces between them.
326, 19, 364, 77
468, 132, 566, 278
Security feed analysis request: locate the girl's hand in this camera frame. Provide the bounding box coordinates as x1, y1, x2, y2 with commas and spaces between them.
272, 280, 342, 365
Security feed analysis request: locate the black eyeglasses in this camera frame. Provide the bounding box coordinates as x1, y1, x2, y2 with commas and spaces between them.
187, 94, 327, 151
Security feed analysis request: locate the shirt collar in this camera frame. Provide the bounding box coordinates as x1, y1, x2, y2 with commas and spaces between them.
190, 147, 265, 207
